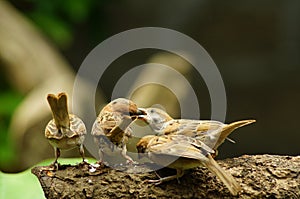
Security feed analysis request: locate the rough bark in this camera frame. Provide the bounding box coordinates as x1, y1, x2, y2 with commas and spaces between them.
32, 154, 300, 199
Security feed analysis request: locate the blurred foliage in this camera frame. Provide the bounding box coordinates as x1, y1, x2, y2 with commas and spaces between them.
11, 0, 108, 48
27, 0, 93, 47
0, 71, 23, 169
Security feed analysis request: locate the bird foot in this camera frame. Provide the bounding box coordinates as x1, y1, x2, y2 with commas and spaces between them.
126, 159, 139, 165
48, 161, 60, 170
146, 172, 179, 185
79, 159, 90, 166
94, 160, 109, 167
146, 179, 163, 185
82, 158, 88, 163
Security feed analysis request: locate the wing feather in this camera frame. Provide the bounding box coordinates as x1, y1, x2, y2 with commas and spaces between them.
148, 135, 214, 160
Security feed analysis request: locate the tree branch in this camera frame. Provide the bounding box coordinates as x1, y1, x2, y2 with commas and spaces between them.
32, 155, 299, 198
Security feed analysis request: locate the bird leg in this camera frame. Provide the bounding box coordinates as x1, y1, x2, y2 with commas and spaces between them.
97, 147, 104, 164
49, 147, 60, 170
78, 144, 87, 164
54, 147, 60, 164
121, 144, 137, 164
147, 169, 185, 185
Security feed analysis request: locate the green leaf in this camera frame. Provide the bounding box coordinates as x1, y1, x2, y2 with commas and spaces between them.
0, 158, 97, 199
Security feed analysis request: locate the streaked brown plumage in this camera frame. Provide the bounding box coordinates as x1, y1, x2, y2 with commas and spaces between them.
138, 107, 255, 156
45, 92, 86, 166
91, 98, 145, 163
136, 134, 241, 195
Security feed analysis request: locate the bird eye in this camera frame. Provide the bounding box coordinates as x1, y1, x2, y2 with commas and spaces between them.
150, 109, 155, 113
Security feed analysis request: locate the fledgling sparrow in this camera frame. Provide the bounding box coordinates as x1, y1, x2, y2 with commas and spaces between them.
136, 134, 241, 195
138, 107, 255, 156
91, 98, 145, 164
45, 92, 86, 167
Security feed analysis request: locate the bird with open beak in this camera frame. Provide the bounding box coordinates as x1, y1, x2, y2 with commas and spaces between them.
137, 107, 255, 157
91, 98, 146, 164
45, 92, 86, 168
136, 134, 241, 195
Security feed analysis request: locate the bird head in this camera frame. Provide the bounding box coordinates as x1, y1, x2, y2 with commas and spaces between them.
137, 107, 172, 130
136, 135, 155, 159
103, 98, 146, 119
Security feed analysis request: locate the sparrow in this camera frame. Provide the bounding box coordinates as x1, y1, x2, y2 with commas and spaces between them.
136, 134, 241, 195
138, 107, 255, 156
138, 108, 173, 131
45, 92, 86, 166
91, 98, 146, 164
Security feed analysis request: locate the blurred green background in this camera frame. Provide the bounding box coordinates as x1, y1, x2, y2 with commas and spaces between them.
0, 0, 299, 173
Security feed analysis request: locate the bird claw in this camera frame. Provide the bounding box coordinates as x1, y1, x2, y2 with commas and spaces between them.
79, 159, 89, 166
49, 161, 60, 170
94, 160, 109, 167
126, 159, 138, 165
146, 179, 162, 185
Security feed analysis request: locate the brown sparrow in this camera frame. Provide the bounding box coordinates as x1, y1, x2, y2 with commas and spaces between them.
45, 92, 86, 166
136, 134, 241, 195
138, 107, 255, 155
91, 98, 145, 164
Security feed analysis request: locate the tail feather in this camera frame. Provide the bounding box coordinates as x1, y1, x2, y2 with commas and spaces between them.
227, 120, 256, 130
215, 119, 256, 149
204, 154, 241, 195
47, 93, 70, 128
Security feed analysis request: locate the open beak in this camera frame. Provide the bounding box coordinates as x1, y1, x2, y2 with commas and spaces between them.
136, 108, 148, 120
130, 108, 147, 121
136, 108, 146, 115
129, 108, 146, 117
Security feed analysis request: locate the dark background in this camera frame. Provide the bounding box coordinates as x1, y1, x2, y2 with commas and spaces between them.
1, 0, 299, 172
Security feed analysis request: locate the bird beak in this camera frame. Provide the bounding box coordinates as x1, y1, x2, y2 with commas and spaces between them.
136, 115, 148, 122
129, 108, 146, 119
136, 108, 147, 119
130, 108, 147, 120
136, 108, 146, 115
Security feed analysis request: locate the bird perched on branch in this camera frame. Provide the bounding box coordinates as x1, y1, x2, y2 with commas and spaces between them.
136, 134, 241, 195
91, 98, 146, 164
45, 92, 86, 167
138, 107, 255, 156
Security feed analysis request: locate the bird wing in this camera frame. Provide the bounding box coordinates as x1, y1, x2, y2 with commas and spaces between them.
69, 114, 87, 136
161, 120, 226, 149
148, 134, 214, 161
92, 111, 134, 147
45, 120, 63, 139
193, 120, 225, 148
91, 111, 120, 136
176, 120, 224, 135
91, 117, 107, 136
